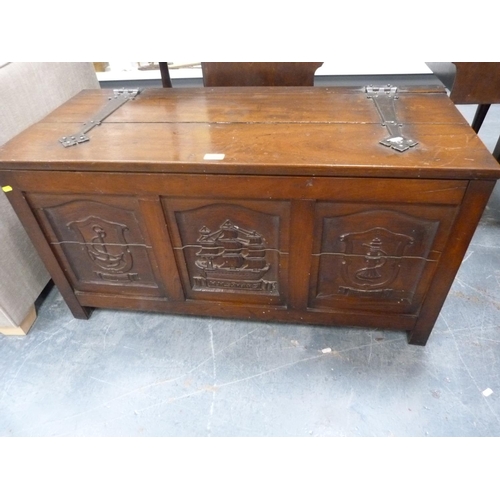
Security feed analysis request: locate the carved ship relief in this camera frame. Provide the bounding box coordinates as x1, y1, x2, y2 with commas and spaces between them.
339, 227, 414, 298
193, 219, 276, 292
68, 216, 138, 282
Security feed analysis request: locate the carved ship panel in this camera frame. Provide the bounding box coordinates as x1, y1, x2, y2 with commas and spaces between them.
193, 219, 277, 292
163, 200, 289, 305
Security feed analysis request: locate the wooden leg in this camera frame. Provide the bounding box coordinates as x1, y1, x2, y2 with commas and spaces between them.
471, 104, 491, 133
159, 62, 172, 88
0, 305, 37, 336
407, 180, 496, 346
493, 135, 500, 162
407, 326, 432, 346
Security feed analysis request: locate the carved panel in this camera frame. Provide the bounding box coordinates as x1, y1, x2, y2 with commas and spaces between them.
163, 200, 289, 304
27, 195, 161, 294
67, 215, 137, 282
319, 209, 439, 258
35, 198, 148, 245
193, 219, 277, 292
311, 207, 444, 313
338, 226, 415, 296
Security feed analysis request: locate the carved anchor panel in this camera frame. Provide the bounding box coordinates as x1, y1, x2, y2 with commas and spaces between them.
31, 197, 159, 290
68, 216, 137, 282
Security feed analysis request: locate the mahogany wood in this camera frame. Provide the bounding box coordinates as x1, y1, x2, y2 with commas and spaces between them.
137, 197, 185, 301
450, 63, 500, 105
159, 62, 323, 88
74, 291, 418, 331
0, 86, 499, 346
0, 88, 497, 179
201, 62, 323, 87
407, 180, 496, 345
288, 200, 315, 311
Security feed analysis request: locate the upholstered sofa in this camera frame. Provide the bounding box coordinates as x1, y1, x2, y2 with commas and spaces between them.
0, 62, 100, 335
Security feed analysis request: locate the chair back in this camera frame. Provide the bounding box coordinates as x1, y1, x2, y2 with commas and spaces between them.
450, 63, 500, 104
201, 62, 323, 87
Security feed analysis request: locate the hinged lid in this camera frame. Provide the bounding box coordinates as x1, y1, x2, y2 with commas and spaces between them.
0, 86, 499, 180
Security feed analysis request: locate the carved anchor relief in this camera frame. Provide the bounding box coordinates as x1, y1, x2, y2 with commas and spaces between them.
68, 216, 138, 282
339, 227, 414, 298
193, 219, 276, 292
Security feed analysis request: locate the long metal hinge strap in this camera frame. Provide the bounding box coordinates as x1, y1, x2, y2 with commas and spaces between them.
365, 85, 418, 152
59, 88, 141, 147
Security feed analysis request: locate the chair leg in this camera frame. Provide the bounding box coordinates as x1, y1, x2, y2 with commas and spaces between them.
471, 104, 491, 133
159, 62, 172, 88
493, 135, 500, 162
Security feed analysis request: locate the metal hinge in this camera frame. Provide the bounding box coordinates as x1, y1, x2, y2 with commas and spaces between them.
59, 88, 141, 147
366, 85, 418, 152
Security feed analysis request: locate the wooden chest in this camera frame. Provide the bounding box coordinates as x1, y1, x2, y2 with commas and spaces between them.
1, 86, 499, 345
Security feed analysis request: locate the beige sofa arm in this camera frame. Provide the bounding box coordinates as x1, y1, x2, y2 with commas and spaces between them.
0, 62, 100, 334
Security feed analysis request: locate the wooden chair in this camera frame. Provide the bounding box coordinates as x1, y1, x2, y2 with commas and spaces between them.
450, 63, 500, 133
200, 62, 323, 87
427, 62, 500, 160
159, 62, 323, 88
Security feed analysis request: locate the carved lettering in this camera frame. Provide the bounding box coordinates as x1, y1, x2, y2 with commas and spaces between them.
96, 271, 139, 282
339, 286, 394, 298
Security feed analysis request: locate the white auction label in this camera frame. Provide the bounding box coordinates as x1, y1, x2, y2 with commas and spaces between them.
203, 153, 225, 160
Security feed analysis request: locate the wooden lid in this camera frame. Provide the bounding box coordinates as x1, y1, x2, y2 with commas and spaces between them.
1, 87, 499, 180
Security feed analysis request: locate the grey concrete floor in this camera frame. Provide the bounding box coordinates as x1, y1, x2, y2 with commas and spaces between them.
1, 103, 500, 437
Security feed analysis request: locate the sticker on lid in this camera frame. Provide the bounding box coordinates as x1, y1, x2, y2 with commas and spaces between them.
203, 153, 225, 160
2, 186, 12, 193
